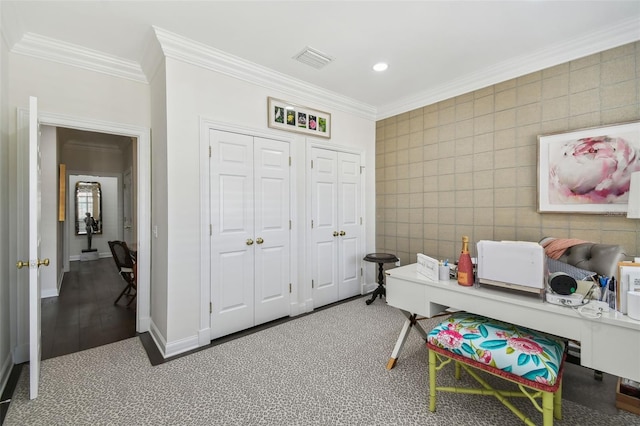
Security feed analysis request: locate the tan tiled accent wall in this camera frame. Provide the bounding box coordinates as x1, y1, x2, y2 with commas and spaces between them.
376, 42, 640, 266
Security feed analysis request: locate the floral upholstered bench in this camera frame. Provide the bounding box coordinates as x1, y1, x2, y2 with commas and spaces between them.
427, 312, 566, 426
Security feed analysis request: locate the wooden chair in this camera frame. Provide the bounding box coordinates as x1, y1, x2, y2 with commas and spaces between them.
108, 240, 137, 307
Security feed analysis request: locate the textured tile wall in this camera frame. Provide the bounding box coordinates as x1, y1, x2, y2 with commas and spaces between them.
376, 42, 640, 266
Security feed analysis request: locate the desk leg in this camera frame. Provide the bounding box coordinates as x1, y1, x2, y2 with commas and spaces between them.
386, 310, 428, 370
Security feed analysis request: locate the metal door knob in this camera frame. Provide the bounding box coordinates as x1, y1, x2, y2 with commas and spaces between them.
38, 258, 50, 267
16, 260, 29, 269
256, 237, 264, 244
339, 231, 346, 236
246, 239, 254, 245
333, 231, 339, 237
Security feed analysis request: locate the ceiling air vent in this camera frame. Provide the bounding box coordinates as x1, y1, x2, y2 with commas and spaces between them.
293, 46, 333, 70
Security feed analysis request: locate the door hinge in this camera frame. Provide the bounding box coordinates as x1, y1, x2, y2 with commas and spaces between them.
210, 224, 212, 235
289, 220, 292, 230
289, 283, 292, 293
289, 156, 292, 166
311, 219, 314, 228
209, 146, 212, 157
360, 217, 363, 225
360, 166, 364, 174
311, 279, 314, 288
360, 267, 363, 277
311, 160, 313, 169
209, 302, 212, 314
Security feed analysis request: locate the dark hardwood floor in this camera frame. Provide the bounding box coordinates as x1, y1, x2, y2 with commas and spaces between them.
41, 257, 136, 360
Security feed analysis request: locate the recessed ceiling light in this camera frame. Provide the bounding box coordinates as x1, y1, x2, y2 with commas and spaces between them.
373, 62, 388, 72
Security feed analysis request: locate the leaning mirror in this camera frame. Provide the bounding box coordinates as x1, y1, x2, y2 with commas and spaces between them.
75, 181, 102, 235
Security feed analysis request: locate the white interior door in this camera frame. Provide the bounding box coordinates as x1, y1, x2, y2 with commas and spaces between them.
253, 137, 290, 324
28, 96, 45, 399
337, 152, 361, 299
311, 147, 339, 307
210, 130, 255, 339
311, 147, 362, 308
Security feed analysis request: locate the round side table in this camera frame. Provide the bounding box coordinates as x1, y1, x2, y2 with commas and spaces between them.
363, 253, 399, 305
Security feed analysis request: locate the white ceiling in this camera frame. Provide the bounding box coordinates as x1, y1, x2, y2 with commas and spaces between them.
2, 1, 640, 119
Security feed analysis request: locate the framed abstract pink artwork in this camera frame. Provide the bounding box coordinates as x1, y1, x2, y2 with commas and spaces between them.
537, 121, 640, 214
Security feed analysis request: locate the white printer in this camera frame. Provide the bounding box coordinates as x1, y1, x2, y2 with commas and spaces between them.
476, 240, 546, 295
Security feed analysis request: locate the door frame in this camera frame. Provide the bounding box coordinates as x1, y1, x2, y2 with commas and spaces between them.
13, 108, 151, 362
305, 139, 366, 310
199, 118, 297, 345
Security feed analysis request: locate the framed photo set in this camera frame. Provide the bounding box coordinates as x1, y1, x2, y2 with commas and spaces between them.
267, 97, 331, 139
537, 120, 640, 214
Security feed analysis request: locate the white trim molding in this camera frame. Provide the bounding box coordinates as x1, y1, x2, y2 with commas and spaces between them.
377, 15, 640, 120
153, 27, 377, 120
11, 32, 147, 83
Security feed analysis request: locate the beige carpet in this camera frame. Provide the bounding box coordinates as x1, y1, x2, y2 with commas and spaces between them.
5, 297, 640, 425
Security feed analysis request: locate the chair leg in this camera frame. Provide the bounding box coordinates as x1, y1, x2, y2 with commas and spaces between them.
114, 284, 132, 305
125, 291, 137, 307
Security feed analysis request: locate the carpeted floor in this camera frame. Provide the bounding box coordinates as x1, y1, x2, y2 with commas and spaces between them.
4, 297, 640, 425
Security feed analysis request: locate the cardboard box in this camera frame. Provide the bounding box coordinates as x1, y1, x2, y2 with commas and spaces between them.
616, 378, 640, 415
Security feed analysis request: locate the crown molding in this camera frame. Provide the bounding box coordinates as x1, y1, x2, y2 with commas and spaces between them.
11, 32, 147, 83
376, 16, 640, 120
153, 27, 377, 120
62, 139, 123, 154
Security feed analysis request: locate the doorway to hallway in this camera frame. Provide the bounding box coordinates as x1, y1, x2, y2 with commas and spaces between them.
41, 258, 136, 359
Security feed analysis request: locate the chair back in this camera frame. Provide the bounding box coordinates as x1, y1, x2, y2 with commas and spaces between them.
108, 240, 134, 270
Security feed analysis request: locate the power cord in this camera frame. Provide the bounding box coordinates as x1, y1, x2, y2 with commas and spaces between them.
573, 300, 609, 319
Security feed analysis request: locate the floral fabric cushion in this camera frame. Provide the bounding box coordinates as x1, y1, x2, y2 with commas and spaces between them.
428, 312, 565, 386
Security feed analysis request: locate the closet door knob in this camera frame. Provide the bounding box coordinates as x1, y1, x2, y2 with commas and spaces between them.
339, 231, 346, 236
333, 231, 339, 237
246, 239, 254, 246
256, 237, 264, 244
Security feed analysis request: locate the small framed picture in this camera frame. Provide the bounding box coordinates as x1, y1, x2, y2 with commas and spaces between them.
267, 97, 331, 138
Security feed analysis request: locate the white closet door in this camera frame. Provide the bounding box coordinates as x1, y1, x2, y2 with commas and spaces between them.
337, 152, 361, 299
253, 137, 290, 324
210, 130, 255, 339
311, 147, 339, 307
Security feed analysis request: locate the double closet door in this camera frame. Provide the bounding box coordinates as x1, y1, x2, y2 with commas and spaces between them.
310, 147, 362, 308
210, 130, 291, 339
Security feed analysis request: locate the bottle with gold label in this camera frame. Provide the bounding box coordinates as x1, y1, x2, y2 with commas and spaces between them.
457, 236, 474, 286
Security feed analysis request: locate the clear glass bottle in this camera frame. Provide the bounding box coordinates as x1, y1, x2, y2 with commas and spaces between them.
457, 236, 474, 286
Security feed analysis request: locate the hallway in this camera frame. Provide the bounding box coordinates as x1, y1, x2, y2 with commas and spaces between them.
41, 258, 136, 360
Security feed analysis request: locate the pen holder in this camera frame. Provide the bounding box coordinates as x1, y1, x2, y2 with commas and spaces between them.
438, 265, 450, 281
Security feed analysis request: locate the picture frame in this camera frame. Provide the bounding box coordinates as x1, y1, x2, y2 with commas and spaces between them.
537, 121, 640, 214
267, 97, 331, 139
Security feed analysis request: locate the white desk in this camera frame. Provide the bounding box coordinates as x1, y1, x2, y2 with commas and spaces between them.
385, 263, 640, 382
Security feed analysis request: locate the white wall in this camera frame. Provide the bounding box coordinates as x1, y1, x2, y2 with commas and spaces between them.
68, 175, 120, 260
0, 5, 13, 395
149, 61, 169, 343
160, 57, 376, 350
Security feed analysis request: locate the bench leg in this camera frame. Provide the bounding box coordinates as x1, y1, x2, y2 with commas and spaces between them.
554, 379, 562, 420
429, 350, 437, 412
